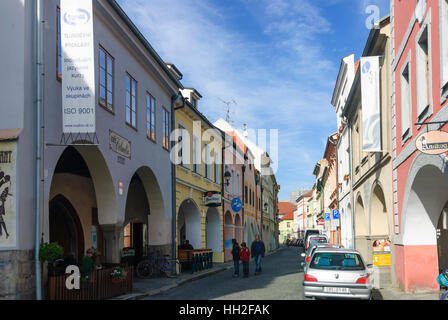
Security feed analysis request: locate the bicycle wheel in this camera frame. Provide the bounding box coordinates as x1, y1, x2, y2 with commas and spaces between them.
136, 260, 153, 278
442, 290, 448, 300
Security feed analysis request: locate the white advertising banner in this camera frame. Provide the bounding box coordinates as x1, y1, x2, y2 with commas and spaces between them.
360, 56, 381, 152
61, 0, 96, 133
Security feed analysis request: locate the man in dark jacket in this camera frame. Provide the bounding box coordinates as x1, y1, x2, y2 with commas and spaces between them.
231, 239, 240, 277
251, 234, 265, 275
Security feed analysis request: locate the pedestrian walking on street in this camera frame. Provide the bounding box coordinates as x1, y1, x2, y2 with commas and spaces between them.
239, 242, 250, 278
231, 239, 241, 277
251, 234, 265, 275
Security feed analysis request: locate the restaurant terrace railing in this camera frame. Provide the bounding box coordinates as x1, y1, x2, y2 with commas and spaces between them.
48, 265, 133, 300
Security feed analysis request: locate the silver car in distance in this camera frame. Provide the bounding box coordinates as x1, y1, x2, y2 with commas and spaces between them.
303, 247, 372, 300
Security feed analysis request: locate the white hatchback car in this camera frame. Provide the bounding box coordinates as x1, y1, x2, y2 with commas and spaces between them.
303, 247, 372, 300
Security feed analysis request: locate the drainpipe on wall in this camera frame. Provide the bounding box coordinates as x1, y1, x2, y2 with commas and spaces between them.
348, 120, 355, 250
171, 96, 176, 263
35, 0, 43, 300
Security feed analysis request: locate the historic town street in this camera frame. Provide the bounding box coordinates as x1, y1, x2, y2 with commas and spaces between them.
147, 247, 305, 300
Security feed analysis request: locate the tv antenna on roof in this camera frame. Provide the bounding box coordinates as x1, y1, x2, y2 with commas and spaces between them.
217, 97, 237, 124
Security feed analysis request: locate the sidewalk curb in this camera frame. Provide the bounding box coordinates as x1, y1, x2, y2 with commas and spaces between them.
111, 248, 281, 300
112, 266, 232, 300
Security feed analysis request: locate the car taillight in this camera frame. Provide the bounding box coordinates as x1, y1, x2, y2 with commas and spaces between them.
356, 275, 370, 284
304, 274, 318, 282
306, 256, 311, 263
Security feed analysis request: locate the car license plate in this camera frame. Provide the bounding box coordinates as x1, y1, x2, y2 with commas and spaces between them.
323, 287, 350, 294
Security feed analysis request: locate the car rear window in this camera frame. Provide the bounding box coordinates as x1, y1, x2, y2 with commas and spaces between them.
310, 252, 365, 270
309, 238, 327, 247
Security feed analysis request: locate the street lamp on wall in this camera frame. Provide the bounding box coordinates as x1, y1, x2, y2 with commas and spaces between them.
173, 91, 185, 110
224, 167, 231, 187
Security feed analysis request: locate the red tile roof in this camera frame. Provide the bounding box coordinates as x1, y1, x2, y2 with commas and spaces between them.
280, 211, 294, 220
278, 201, 296, 215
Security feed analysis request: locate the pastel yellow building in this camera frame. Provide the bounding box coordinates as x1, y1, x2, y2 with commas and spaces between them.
175, 87, 224, 263
278, 210, 294, 242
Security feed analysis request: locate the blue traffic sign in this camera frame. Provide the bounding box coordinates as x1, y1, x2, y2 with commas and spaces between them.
324, 212, 331, 221
231, 197, 242, 213
332, 209, 340, 220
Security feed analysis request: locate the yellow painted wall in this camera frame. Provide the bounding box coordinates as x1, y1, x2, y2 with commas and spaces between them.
175, 106, 224, 263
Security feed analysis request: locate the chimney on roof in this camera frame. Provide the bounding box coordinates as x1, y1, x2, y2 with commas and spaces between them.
181, 87, 202, 109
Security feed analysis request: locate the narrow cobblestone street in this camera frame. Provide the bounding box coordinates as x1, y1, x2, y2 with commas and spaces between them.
147, 247, 305, 300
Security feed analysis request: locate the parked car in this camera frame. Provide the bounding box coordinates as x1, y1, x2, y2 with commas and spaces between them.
300, 244, 344, 272
303, 247, 372, 300
305, 235, 328, 250
304, 229, 320, 246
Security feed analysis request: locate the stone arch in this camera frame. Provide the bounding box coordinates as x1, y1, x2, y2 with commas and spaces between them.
178, 199, 201, 250
49, 194, 85, 261
206, 207, 222, 253
127, 166, 168, 247
355, 194, 369, 260
369, 182, 389, 236
49, 146, 116, 262
355, 195, 368, 236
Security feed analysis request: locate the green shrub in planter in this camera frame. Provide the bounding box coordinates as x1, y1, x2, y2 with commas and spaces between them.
39, 242, 64, 263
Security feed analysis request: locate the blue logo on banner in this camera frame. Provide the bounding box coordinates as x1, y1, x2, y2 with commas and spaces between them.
333, 209, 340, 220
64, 8, 91, 26
362, 61, 371, 74
324, 213, 331, 221
231, 197, 242, 213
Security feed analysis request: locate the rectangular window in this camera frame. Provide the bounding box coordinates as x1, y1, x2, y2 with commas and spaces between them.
441, 0, 448, 91
245, 186, 248, 204
193, 135, 200, 174
57, 7, 62, 80
178, 124, 185, 167
99, 47, 114, 111
126, 73, 137, 128
204, 143, 211, 179
232, 170, 235, 195
162, 107, 170, 150
401, 62, 412, 139
416, 24, 430, 119
146, 93, 156, 141
214, 162, 220, 184
236, 173, 240, 196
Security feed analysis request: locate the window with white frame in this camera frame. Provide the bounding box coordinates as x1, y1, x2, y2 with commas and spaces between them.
416, 20, 431, 119
192, 135, 200, 174
401, 61, 412, 140
232, 169, 235, 195
204, 143, 211, 179
440, 0, 448, 94
236, 173, 240, 196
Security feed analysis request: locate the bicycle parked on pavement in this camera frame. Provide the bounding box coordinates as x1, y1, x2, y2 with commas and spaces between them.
136, 252, 181, 279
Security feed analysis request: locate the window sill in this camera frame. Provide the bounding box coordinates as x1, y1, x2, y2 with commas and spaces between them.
401, 129, 412, 146
147, 135, 157, 144
441, 81, 448, 104
192, 171, 202, 178
416, 105, 431, 129
99, 103, 115, 116
125, 122, 138, 132
177, 165, 190, 173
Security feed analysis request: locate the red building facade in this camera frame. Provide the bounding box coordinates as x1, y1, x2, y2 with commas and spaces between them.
391, 0, 448, 291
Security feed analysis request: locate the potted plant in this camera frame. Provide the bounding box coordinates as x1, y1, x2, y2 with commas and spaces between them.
343, 174, 349, 181
39, 242, 64, 276
110, 266, 127, 284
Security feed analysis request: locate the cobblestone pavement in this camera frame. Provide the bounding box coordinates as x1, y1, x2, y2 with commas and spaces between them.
146, 246, 305, 300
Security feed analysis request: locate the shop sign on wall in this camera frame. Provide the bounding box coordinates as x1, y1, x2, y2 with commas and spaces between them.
0, 141, 17, 248
416, 130, 448, 155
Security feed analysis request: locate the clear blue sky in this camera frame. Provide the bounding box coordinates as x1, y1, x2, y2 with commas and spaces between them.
117, 0, 390, 201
